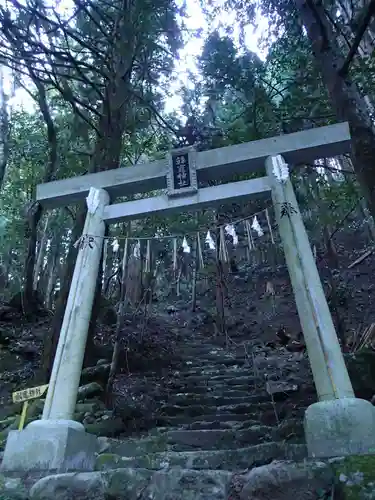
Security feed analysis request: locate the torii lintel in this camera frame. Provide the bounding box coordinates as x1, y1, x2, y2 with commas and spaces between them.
36, 122, 351, 208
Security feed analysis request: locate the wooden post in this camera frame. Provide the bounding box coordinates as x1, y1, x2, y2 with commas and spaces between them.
18, 402, 29, 430
43, 187, 110, 420
265, 155, 354, 401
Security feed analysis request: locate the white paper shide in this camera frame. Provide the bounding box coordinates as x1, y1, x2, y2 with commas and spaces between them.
272, 155, 289, 183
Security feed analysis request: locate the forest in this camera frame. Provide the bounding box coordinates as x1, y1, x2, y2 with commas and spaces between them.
1, 0, 375, 497
0, 0, 375, 441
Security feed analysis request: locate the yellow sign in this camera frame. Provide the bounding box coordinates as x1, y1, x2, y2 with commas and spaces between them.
12, 384, 49, 431
12, 384, 49, 404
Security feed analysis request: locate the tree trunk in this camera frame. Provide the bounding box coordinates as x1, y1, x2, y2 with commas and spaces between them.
106, 237, 129, 401
323, 224, 339, 269
45, 243, 59, 309
0, 260, 8, 294
90, 96, 128, 173
102, 241, 112, 297
339, 154, 375, 240
23, 203, 43, 312
324, 255, 347, 348
42, 94, 128, 377
42, 205, 86, 380
191, 237, 198, 312
41, 49, 134, 378
214, 212, 226, 335
33, 215, 50, 291
45, 264, 56, 310
0, 67, 9, 190
22, 79, 58, 311
358, 198, 375, 241
295, 0, 375, 217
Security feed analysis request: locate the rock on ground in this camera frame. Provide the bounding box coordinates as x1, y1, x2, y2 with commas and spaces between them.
28, 468, 232, 500
0, 475, 28, 499
239, 460, 333, 500
4, 456, 375, 499
30, 471, 105, 500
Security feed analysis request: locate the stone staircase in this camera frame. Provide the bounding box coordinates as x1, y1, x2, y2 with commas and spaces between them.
0, 328, 317, 498
89, 332, 312, 498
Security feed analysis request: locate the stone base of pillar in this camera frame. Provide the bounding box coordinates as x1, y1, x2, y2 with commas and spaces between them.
0, 420, 97, 473
304, 398, 375, 458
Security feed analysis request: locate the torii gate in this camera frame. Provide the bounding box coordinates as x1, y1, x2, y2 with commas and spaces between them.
2, 122, 375, 473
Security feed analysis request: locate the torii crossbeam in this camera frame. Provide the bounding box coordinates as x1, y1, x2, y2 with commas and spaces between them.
3, 121, 375, 475
37, 122, 350, 208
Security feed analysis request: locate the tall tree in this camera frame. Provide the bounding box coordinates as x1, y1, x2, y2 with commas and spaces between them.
0, 0, 183, 372
224, 0, 375, 218
0, 67, 10, 189
292, 0, 375, 216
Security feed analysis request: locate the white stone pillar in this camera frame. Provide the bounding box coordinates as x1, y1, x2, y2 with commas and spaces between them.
43, 187, 110, 420
1, 187, 107, 473
266, 156, 375, 458
265, 155, 354, 401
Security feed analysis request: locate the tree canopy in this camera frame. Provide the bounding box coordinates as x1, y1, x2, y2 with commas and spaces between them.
0, 0, 374, 372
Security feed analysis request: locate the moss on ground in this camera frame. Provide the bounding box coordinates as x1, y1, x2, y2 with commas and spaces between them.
95, 452, 125, 471
0, 474, 28, 500
333, 455, 375, 499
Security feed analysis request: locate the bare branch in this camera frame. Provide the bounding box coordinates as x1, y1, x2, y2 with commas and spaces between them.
132, 91, 179, 135
58, 29, 105, 100
324, 7, 353, 51
339, 0, 375, 76
73, 0, 114, 42
8, 0, 107, 63
48, 73, 100, 132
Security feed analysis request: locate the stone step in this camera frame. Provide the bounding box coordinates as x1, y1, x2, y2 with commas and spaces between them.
175, 361, 253, 371
96, 442, 307, 471
137, 366, 256, 380
185, 345, 254, 353
172, 389, 259, 399
210, 376, 263, 387
179, 360, 252, 370
151, 420, 257, 434
181, 343, 253, 352
159, 393, 270, 408
103, 426, 278, 456
179, 345, 225, 351
181, 347, 245, 355
180, 371, 259, 383
151, 420, 270, 434
180, 352, 237, 360
165, 426, 274, 451
100, 419, 305, 453
182, 356, 252, 366
163, 384, 258, 395
172, 418, 261, 431
102, 435, 169, 457
159, 401, 274, 418
165, 420, 305, 449
157, 412, 262, 426
160, 376, 263, 390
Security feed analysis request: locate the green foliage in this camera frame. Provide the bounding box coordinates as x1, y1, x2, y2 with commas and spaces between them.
320, 181, 360, 219
0, 0, 371, 302
332, 454, 375, 499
